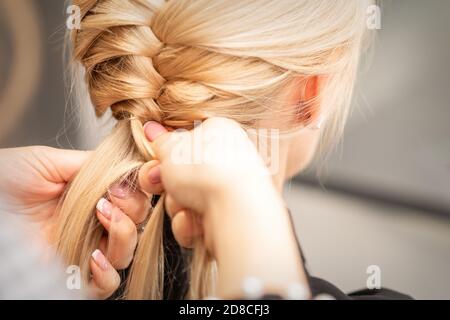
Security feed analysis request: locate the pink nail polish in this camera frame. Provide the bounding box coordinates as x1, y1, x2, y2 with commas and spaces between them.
96, 198, 112, 219
92, 249, 108, 271
148, 166, 161, 184
143, 121, 166, 142
109, 184, 129, 199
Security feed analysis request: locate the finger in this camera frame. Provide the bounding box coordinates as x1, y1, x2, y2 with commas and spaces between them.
138, 160, 164, 196
143, 121, 168, 142
165, 194, 183, 219
96, 198, 138, 270
171, 210, 203, 249
108, 182, 152, 224
38, 147, 91, 183
88, 249, 121, 300
143, 121, 177, 161
96, 200, 112, 232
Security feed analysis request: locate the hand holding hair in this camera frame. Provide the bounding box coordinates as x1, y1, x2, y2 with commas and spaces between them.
0, 146, 173, 299
138, 118, 311, 299
0, 147, 127, 299
54, 0, 372, 300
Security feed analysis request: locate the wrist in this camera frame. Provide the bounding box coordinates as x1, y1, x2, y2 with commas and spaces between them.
204, 177, 309, 298
214, 212, 308, 299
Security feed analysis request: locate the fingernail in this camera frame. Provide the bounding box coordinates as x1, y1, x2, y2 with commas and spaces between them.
92, 249, 108, 271
143, 121, 166, 142
148, 165, 161, 184
109, 183, 129, 199
96, 198, 112, 219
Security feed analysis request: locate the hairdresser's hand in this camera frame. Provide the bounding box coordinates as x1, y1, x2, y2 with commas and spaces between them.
0, 146, 89, 238
0, 146, 130, 299
139, 118, 308, 298
93, 172, 156, 298
139, 117, 270, 250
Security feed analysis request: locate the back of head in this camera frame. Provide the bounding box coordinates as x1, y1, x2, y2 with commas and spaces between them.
56, 0, 373, 299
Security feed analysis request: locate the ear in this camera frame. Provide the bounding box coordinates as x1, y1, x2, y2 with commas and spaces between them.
290, 75, 323, 127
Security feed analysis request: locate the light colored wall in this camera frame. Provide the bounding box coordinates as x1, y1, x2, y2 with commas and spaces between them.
285, 183, 450, 299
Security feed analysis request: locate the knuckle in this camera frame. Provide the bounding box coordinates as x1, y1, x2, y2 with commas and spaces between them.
122, 220, 137, 239
113, 257, 133, 270
34, 145, 53, 153
134, 198, 149, 215
107, 272, 121, 292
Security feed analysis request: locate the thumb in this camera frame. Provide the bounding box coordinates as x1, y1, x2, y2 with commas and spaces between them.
143, 121, 173, 161
35, 147, 91, 183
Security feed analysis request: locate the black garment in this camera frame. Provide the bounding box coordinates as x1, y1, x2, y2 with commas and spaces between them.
162, 212, 189, 299
308, 275, 412, 300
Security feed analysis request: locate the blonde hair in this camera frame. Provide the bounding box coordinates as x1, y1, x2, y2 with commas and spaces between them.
56, 0, 372, 299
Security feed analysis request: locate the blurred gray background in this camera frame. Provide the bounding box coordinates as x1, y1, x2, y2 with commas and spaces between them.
0, 0, 449, 299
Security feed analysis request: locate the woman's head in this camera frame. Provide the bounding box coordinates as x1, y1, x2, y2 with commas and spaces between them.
58, 0, 374, 299
73, 0, 372, 178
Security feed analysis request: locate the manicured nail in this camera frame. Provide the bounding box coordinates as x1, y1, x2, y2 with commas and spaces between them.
143, 121, 166, 142
96, 198, 112, 219
109, 183, 129, 199
148, 165, 161, 184
92, 249, 108, 271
